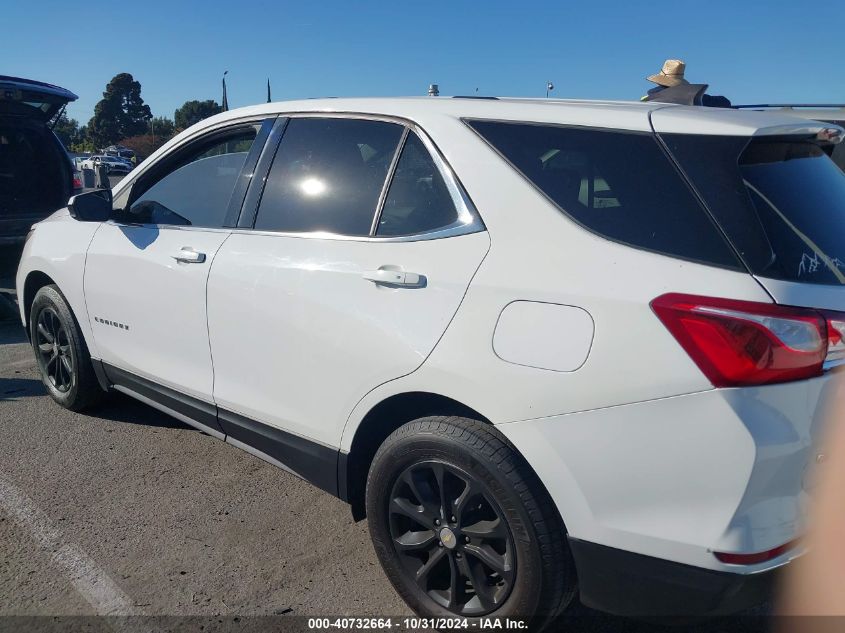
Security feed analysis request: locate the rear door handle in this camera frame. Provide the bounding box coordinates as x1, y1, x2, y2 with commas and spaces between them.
363, 268, 423, 287
172, 247, 206, 264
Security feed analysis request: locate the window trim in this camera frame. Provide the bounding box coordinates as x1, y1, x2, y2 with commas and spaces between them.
109, 115, 274, 230
370, 126, 409, 235
125, 122, 265, 223
244, 112, 485, 243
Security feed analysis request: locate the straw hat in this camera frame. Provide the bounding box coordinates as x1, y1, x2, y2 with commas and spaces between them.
647, 59, 689, 87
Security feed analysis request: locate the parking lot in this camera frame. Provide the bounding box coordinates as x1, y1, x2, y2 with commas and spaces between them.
0, 245, 412, 624
0, 245, 771, 632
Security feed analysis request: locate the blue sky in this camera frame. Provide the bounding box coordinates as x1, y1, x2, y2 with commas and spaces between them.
5, 0, 844, 125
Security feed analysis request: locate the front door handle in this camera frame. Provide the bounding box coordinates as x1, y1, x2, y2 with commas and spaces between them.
363, 268, 424, 287
172, 248, 206, 264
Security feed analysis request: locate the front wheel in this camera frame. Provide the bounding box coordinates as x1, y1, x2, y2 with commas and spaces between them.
366, 416, 576, 630
30, 285, 104, 411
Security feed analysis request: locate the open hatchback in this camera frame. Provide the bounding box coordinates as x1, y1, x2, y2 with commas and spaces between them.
0, 75, 78, 244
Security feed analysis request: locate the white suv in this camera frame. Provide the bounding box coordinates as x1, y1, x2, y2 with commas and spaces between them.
16, 97, 845, 626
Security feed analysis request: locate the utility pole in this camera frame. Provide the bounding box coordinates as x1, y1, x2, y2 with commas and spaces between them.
222, 70, 229, 111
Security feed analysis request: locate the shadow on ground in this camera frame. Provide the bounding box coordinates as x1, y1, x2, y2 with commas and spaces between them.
0, 321, 26, 344
91, 392, 194, 431
551, 603, 772, 633
0, 376, 44, 400
0, 376, 193, 430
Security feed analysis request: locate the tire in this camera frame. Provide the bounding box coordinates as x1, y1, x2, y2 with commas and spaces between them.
30, 285, 104, 411
366, 416, 576, 630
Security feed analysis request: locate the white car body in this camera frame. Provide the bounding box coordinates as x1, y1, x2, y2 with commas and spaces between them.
17, 97, 845, 617
81, 155, 130, 173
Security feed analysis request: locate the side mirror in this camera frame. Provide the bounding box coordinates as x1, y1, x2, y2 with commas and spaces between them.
68, 189, 113, 222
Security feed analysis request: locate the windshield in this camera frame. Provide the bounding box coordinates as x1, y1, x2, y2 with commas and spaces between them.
740, 140, 845, 285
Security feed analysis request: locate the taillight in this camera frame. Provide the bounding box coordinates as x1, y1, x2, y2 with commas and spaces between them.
823, 313, 845, 365
72, 174, 83, 190
714, 539, 798, 565
651, 293, 845, 387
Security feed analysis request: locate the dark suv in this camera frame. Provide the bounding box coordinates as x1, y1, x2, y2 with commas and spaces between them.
0, 75, 77, 244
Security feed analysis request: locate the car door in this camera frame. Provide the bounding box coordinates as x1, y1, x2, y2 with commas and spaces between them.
207, 116, 490, 458
84, 119, 271, 413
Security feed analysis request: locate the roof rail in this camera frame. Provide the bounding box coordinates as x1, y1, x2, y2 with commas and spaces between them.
452, 95, 499, 100
735, 104, 845, 109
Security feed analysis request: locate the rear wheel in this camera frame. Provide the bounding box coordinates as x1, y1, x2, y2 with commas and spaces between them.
30, 285, 104, 411
366, 416, 576, 630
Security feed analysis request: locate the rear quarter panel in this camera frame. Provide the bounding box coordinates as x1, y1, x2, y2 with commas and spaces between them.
341, 114, 772, 448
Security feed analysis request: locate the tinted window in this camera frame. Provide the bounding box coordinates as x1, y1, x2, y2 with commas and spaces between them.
830, 142, 845, 173
740, 140, 845, 285
128, 128, 257, 227
255, 118, 403, 236
376, 132, 459, 236
659, 134, 773, 274
664, 134, 845, 285
469, 120, 740, 269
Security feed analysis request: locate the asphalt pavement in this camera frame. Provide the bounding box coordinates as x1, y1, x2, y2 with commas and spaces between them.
0, 244, 411, 627
0, 245, 772, 633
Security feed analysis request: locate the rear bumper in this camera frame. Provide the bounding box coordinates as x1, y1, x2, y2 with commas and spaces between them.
569, 538, 778, 617
497, 375, 840, 596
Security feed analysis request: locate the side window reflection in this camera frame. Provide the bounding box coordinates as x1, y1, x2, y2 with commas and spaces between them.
127, 129, 257, 228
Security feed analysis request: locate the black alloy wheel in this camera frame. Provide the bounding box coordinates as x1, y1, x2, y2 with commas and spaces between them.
34, 306, 74, 393
29, 284, 104, 411
388, 460, 515, 616
367, 416, 577, 629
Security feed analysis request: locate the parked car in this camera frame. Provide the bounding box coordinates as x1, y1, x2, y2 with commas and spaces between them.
16, 97, 845, 626
106, 155, 133, 171
104, 145, 136, 163
0, 75, 77, 244
82, 154, 131, 175
78, 156, 98, 171
71, 167, 83, 192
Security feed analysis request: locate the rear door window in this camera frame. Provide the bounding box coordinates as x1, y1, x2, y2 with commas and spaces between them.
254, 117, 404, 236
376, 132, 460, 236
468, 120, 741, 269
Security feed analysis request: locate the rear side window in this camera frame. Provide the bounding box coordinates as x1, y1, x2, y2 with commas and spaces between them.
468, 120, 740, 269
740, 140, 845, 285
376, 132, 460, 236
664, 134, 845, 286
255, 118, 404, 236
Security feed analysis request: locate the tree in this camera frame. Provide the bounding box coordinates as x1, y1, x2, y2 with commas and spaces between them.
119, 134, 168, 160
175, 100, 222, 130
51, 113, 82, 148
70, 125, 96, 153
149, 116, 175, 140
87, 73, 152, 147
